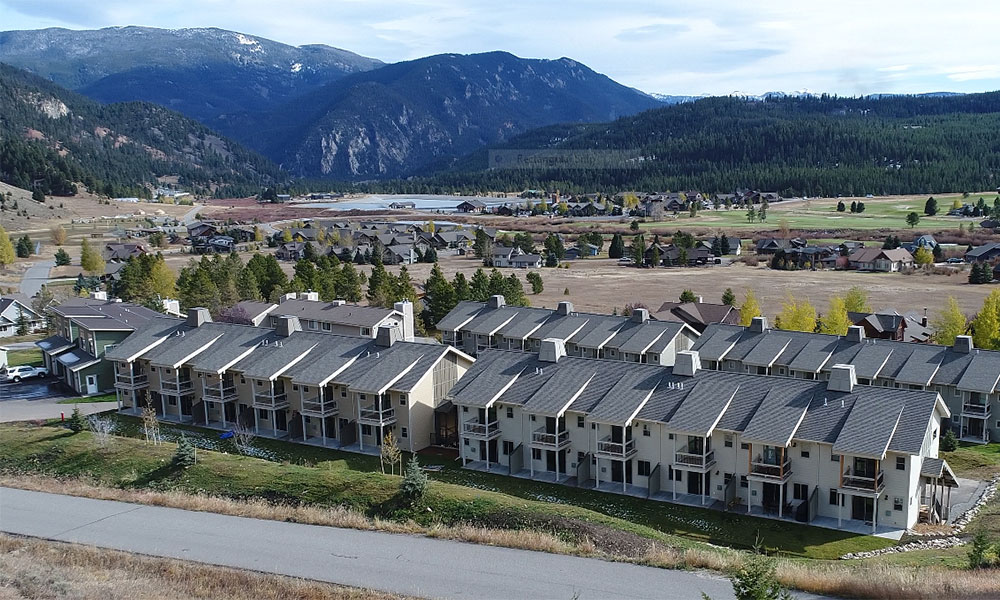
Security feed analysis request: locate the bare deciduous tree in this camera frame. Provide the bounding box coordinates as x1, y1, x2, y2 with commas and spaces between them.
380, 431, 402, 475
87, 415, 116, 449
141, 405, 161, 445
232, 420, 257, 456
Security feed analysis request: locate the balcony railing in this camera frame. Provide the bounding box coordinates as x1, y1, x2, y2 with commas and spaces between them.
358, 405, 396, 426
962, 402, 991, 418
841, 467, 885, 494
202, 381, 238, 402
301, 397, 339, 417
674, 449, 716, 470
159, 377, 193, 396
749, 455, 792, 481
252, 390, 289, 409
462, 418, 500, 439
114, 372, 148, 389
596, 437, 636, 458
530, 428, 570, 448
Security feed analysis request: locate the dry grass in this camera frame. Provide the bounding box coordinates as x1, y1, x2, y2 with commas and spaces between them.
0, 534, 411, 600
4, 474, 999, 599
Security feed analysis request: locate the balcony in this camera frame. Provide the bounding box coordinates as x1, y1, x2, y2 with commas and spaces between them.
530, 428, 570, 449
252, 389, 289, 409
462, 418, 501, 440
114, 372, 148, 390
674, 449, 716, 471
841, 467, 885, 495
358, 405, 396, 426
202, 381, 238, 402
596, 437, 637, 459
748, 455, 792, 481
300, 397, 339, 417
159, 376, 193, 396
962, 402, 991, 418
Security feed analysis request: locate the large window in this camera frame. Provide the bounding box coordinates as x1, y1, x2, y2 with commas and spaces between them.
637, 460, 651, 477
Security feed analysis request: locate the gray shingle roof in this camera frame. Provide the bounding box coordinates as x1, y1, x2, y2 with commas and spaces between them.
533, 314, 592, 342
144, 326, 224, 368
894, 346, 945, 386
466, 307, 521, 336
104, 316, 183, 362
36, 334, 74, 355
586, 366, 662, 423
741, 387, 813, 446
690, 325, 744, 360
786, 338, 837, 373
742, 334, 792, 367
285, 337, 373, 385
848, 344, 894, 379
497, 308, 552, 339
570, 316, 625, 348
833, 396, 904, 459
271, 300, 395, 328
665, 379, 739, 437
435, 301, 485, 332
189, 324, 275, 374
233, 332, 324, 380
335, 342, 441, 393
956, 354, 1000, 393
522, 362, 600, 416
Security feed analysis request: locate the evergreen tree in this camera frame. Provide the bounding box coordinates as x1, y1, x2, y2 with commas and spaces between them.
15, 235, 32, 258
503, 274, 528, 307
303, 241, 318, 262
545, 250, 559, 267
836, 201, 846, 212
400, 455, 428, 505
54, 248, 71, 266
630, 235, 645, 266
906, 212, 921, 228
488, 268, 507, 297
850, 201, 858, 213
722, 288, 736, 306
469, 268, 490, 301
544, 233, 565, 260
924, 196, 938, 216
423, 246, 438, 263
423, 263, 456, 329
367, 254, 390, 307
856, 202, 866, 213
0, 225, 14, 266
68, 406, 85, 433
526, 271, 544, 294
177, 263, 220, 313
236, 266, 262, 300
32, 188, 44, 202
608, 233, 625, 259
173, 434, 197, 467
679, 289, 697, 303
649, 244, 661, 267
932, 244, 943, 261
452, 272, 470, 301
15, 311, 29, 336
338, 262, 363, 302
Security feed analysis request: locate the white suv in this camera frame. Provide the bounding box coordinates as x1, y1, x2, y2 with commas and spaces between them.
1, 365, 48, 382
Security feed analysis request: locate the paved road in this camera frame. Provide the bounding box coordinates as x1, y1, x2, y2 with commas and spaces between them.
18, 259, 55, 297
0, 487, 741, 600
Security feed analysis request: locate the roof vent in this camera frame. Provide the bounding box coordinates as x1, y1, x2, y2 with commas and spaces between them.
954, 335, 973, 354
828, 364, 856, 394
275, 315, 301, 337
487, 294, 506, 309
846, 325, 864, 343
630, 308, 649, 323
674, 350, 700, 377
539, 338, 566, 363
375, 324, 402, 348
750, 316, 768, 333
557, 301, 574, 316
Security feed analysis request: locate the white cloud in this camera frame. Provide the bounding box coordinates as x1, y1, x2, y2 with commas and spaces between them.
1, 0, 998, 95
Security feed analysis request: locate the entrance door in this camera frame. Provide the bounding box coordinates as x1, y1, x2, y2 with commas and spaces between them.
180, 395, 193, 417
85, 375, 98, 395
479, 439, 498, 463
545, 449, 567, 473
762, 482, 781, 513
609, 458, 632, 483
274, 410, 287, 432
687, 471, 704, 494
852, 496, 874, 522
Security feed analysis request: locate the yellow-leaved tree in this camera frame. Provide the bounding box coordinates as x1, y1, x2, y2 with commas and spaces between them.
931, 297, 967, 345
913, 246, 934, 266
738, 289, 761, 326
970, 290, 1000, 350
820, 296, 850, 335
775, 295, 817, 332
842, 286, 871, 313
80, 238, 104, 274
0, 225, 15, 267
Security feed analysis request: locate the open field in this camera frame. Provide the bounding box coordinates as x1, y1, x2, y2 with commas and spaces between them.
3, 349, 42, 367
373, 257, 996, 318
0, 533, 408, 600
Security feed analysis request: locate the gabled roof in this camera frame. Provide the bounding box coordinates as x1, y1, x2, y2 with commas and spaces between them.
104, 316, 183, 363
741, 387, 812, 446
666, 379, 739, 437
435, 301, 485, 332
956, 354, 1000, 393
832, 396, 903, 459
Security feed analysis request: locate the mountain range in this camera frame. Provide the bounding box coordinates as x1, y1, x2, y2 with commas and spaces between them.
0, 27, 660, 180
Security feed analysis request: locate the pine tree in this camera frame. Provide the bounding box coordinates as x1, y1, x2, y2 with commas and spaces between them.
173, 434, 197, 467
338, 262, 362, 302
679, 289, 697, 303
608, 233, 625, 259
366, 254, 390, 306
68, 406, 85, 433
503, 274, 528, 307
236, 266, 262, 300
722, 288, 736, 306
470, 268, 490, 301
54, 248, 71, 266
720, 235, 732, 255
526, 271, 544, 294
630, 235, 644, 266
739, 290, 761, 326
924, 196, 938, 216
452, 272, 470, 301
400, 455, 428, 505
423, 263, 456, 329
15, 235, 32, 258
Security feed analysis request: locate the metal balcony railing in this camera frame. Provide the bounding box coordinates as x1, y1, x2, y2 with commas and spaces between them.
114, 372, 148, 389
300, 397, 339, 417
674, 449, 716, 469
841, 467, 885, 493
596, 437, 636, 458
462, 418, 500, 439
531, 427, 570, 448
252, 390, 289, 409
749, 455, 792, 480
202, 381, 238, 402
358, 405, 396, 425
962, 402, 991, 417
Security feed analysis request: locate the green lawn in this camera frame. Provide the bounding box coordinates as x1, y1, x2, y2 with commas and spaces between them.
57, 393, 118, 404
943, 443, 1000, 480
4, 348, 42, 367
0, 420, 897, 560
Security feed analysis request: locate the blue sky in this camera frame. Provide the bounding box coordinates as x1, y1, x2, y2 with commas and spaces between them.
2, 0, 998, 96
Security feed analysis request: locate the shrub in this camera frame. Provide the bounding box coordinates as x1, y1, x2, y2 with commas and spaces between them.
400, 455, 428, 505
68, 407, 85, 433
173, 434, 197, 467
941, 428, 958, 452
969, 531, 990, 569
730, 551, 793, 600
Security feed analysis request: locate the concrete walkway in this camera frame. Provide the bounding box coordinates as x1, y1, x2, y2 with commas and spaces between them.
18, 259, 54, 297
0, 487, 749, 600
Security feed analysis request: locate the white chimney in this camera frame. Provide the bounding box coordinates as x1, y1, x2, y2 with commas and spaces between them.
186, 307, 211, 328
275, 315, 301, 337
827, 364, 856, 393
631, 308, 649, 323
954, 335, 974, 354
846, 326, 864, 343
394, 300, 415, 342
750, 316, 768, 333
89, 291, 108, 301
280, 292, 296, 303
557, 301, 574, 315
487, 294, 506, 309
539, 338, 566, 363
375, 324, 402, 348
300, 291, 319, 301
674, 350, 700, 377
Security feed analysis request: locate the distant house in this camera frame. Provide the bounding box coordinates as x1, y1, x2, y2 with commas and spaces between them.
904, 234, 937, 253
699, 236, 742, 256
0, 295, 45, 338
388, 201, 417, 210
456, 199, 487, 213
276, 241, 307, 261
104, 242, 147, 263
509, 254, 543, 269
491, 246, 522, 267
755, 238, 807, 255
385, 244, 418, 265
848, 248, 914, 272
965, 242, 1000, 263
848, 310, 933, 344
653, 300, 739, 334
980, 219, 1000, 230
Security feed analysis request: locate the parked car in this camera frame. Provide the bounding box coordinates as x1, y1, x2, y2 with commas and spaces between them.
1, 365, 48, 382
946, 257, 964, 264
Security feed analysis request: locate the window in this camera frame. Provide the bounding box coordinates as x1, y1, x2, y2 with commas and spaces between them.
740, 442, 749, 450
668, 433, 674, 440
674, 469, 682, 482
896, 456, 906, 470
506, 406, 513, 419
361, 328, 371, 336
577, 451, 585, 462
341, 388, 347, 398
257, 408, 267, 419
304, 416, 311, 424
399, 397, 406, 406
642, 424, 650, 437
800, 450, 810, 459
401, 427, 408, 438
531, 448, 541, 460
293, 385, 299, 391
309, 320, 317, 330
829, 489, 844, 506
893, 497, 903, 511
793, 483, 808, 501
530, 414, 536, 421
462, 406, 468, 412
577, 415, 585, 428
637, 460, 651, 477
724, 434, 733, 447
739, 475, 748, 488
724, 473, 732, 485
831, 453, 840, 462
463, 438, 469, 446
361, 425, 372, 435
322, 322, 331, 331
503, 441, 514, 455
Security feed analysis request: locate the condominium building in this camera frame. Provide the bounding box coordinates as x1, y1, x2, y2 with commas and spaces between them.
438, 297, 698, 365
106, 308, 472, 453
235, 293, 416, 341
692, 318, 1000, 444
36, 295, 163, 395
450, 342, 956, 533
